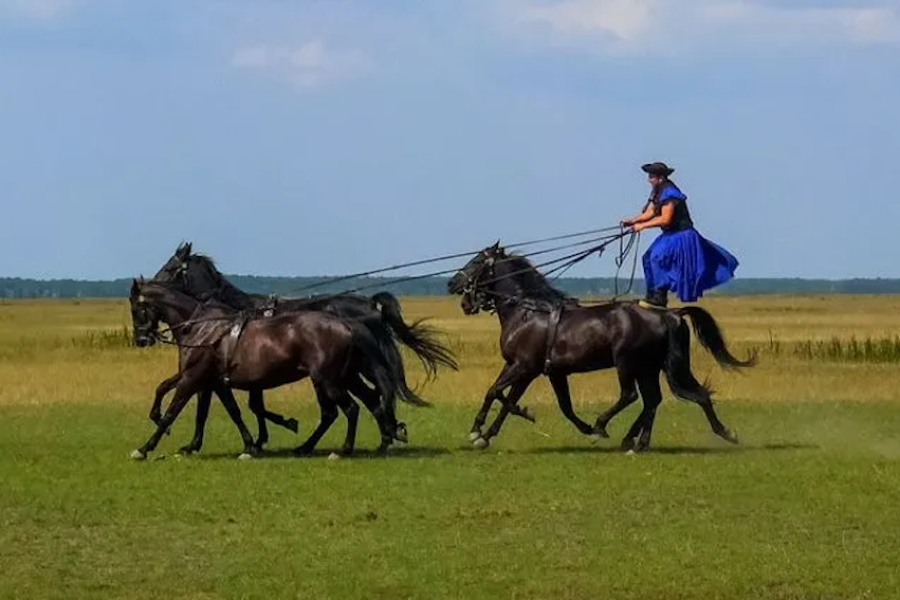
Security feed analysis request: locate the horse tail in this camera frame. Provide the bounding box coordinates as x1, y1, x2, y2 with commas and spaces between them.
346, 320, 402, 419
371, 291, 459, 378
674, 306, 757, 370
360, 298, 433, 407
662, 317, 715, 404
378, 330, 432, 407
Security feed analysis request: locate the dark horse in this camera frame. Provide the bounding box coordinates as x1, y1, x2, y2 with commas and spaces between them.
129, 279, 406, 460
154, 243, 457, 396
447, 242, 756, 452
149, 243, 457, 431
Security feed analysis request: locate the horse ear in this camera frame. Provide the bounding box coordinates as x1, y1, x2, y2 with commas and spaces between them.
177, 242, 191, 259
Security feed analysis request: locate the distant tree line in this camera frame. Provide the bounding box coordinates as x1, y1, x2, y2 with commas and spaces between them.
3, 275, 900, 299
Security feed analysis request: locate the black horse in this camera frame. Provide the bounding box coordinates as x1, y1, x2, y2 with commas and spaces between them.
129, 279, 405, 459
447, 242, 756, 452
153, 243, 458, 405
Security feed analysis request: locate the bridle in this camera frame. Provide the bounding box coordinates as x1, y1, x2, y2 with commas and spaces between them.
132, 294, 163, 346
459, 254, 498, 314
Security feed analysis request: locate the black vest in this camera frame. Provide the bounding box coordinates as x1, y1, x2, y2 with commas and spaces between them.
648, 181, 693, 232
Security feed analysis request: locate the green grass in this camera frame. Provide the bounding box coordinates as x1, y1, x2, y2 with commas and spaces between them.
2, 400, 899, 600
3, 296, 900, 599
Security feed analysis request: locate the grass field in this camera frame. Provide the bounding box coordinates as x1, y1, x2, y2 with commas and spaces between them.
1, 295, 900, 600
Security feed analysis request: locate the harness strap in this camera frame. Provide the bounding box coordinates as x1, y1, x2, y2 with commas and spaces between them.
221, 314, 250, 384
543, 303, 564, 374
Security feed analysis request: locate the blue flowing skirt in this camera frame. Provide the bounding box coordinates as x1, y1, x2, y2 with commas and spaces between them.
643, 227, 738, 302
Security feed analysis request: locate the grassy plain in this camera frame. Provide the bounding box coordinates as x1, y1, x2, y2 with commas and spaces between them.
1, 295, 899, 600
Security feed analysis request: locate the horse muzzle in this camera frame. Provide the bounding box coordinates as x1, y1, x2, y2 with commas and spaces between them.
133, 333, 156, 348
460, 293, 480, 315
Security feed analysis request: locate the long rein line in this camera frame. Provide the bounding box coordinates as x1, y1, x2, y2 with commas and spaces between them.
284, 226, 624, 295
474, 229, 642, 311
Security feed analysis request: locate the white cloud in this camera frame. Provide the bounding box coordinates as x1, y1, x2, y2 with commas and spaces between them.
231, 39, 370, 90
0, 0, 72, 20
504, 0, 900, 55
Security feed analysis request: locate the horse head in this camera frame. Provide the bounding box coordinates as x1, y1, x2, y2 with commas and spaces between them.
448, 241, 504, 314
129, 277, 161, 347
153, 242, 225, 301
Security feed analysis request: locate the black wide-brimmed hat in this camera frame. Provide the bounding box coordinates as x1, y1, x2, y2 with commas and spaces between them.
641, 162, 675, 177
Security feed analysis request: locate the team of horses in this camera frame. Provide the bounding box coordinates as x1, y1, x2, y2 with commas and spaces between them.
129, 241, 755, 459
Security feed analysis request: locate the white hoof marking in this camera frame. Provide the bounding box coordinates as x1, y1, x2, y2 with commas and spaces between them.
473, 437, 490, 450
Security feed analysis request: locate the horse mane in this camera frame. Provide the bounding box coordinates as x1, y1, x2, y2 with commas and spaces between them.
495, 252, 571, 303
189, 253, 255, 308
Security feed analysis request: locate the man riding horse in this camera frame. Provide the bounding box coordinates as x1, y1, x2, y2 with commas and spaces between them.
622, 162, 739, 309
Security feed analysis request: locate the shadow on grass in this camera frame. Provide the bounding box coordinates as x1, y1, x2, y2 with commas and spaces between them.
524, 442, 818, 456
177, 445, 453, 461
145, 442, 817, 462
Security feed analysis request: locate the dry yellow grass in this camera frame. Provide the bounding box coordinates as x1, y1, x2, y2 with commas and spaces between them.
1, 295, 899, 409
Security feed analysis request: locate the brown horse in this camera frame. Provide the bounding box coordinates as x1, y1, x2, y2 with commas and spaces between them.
147, 242, 458, 448
447, 243, 755, 452
129, 279, 405, 459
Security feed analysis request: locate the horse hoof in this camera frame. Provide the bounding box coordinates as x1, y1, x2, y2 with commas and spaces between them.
592, 424, 610, 438
237, 453, 253, 461
130, 450, 146, 461
589, 433, 604, 443
328, 452, 342, 461
625, 449, 636, 456
394, 423, 409, 444
285, 418, 300, 434
723, 429, 740, 445
468, 430, 482, 443
473, 437, 490, 450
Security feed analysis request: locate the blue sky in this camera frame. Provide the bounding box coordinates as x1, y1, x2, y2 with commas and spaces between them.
1, 0, 898, 280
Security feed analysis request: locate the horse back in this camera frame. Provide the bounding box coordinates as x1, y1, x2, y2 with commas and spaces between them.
225, 311, 355, 386
542, 301, 670, 372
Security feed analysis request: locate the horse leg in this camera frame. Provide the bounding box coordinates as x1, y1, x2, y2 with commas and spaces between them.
548, 373, 595, 436
262, 406, 300, 435
294, 381, 339, 456
347, 375, 397, 452
476, 375, 536, 449
149, 373, 180, 427
132, 375, 203, 459
212, 384, 259, 458
244, 388, 299, 435
635, 374, 663, 452
696, 394, 740, 444
178, 388, 212, 455
247, 388, 271, 450
335, 390, 360, 456
470, 363, 517, 441
620, 406, 648, 453
593, 365, 640, 438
